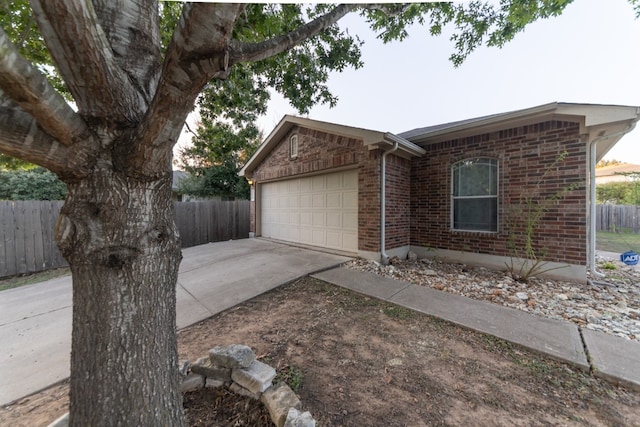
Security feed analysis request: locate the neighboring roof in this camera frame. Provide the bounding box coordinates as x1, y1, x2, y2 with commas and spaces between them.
595, 163, 640, 177
172, 170, 188, 191
595, 163, 640, 184
239, 115, 425, 177
400, 102, 640, 162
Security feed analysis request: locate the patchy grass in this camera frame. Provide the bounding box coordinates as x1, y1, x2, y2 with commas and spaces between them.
0, 268, 70, 292
382, 304, 416, 320
275, 365, 304, 393
596, 230, 640, 254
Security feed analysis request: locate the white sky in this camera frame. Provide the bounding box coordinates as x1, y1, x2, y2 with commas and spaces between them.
255, 0, 640, 163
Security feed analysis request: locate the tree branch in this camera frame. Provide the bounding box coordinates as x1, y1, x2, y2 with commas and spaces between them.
0, 27, 90, 147
228, 4, 358, 64
0, 96, 73, 175
127, 3, 245, 176
91, 0, 162, 105
30, 0, 146, 121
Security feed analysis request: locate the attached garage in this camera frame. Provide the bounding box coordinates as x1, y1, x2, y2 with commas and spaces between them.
240, 115, 425, 260
260, 169, 358, 253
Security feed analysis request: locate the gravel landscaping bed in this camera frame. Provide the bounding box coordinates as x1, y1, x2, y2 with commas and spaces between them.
345, 254, 640, 341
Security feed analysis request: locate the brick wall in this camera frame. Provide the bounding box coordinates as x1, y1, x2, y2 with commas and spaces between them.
249, 126, 384, 252
384, 155, 411, 250
410, 120, 588, 265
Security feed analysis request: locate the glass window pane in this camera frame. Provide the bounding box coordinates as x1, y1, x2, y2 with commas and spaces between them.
453, 198, 497, 232
454, 159, 497, 197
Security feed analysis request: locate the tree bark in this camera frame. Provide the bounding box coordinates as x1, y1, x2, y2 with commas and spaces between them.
56, 164, 184, 426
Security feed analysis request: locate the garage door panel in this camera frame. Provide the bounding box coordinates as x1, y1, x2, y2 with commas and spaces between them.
326, 233, 341, 248
326, 193, 341, 208
312, 176, 325, 190
343, 172, 358, 188
289, 212, 300, 225
343, 191, 357, 209
312, 212, 325, 227
312, 194, 324, 208
300, 178, 312, 192
326, 173, 341, 189
343, 213, 358, 230
343, 233, 358, 250
312, 230, 325, 246
300, 212, 312, 226
300, 194, 312, 208
326, 212, 341, 228
261, 170, 358, 253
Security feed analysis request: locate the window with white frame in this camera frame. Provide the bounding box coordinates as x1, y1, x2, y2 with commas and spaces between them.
452, 158, 498, 232
289, 135, 298, 159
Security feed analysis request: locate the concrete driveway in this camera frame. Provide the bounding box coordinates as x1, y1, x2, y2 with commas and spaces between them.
0, 239, 351, 406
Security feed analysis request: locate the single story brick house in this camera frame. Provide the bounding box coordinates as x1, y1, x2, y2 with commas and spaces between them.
240, 103, 640, 282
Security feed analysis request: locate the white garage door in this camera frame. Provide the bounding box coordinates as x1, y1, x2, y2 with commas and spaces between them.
261, 170, 358, 253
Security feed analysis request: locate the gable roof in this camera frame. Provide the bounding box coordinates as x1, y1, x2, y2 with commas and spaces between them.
239, 115, 425, 177
399, 102, 640, 162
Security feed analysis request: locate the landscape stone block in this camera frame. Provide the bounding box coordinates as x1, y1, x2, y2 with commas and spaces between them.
261, 383, 301, 427
231, 359, 276, 394
191, 356, 232, 381
284, 408, 316, 427
178, 359, 191, 377
180, 373, 204, 392
205, 378, 225, 389
229, 382, 261, 400
209, 344, 255, 369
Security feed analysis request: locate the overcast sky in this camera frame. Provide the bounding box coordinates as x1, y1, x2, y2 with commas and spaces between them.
255, 0, 640, 163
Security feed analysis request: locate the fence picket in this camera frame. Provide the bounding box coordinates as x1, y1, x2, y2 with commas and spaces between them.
596, 204, 640, 233
0, 200, 250, 278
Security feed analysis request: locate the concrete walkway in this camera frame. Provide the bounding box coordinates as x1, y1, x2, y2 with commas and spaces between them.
0, 239, 350, 406
313, 267, 640, 392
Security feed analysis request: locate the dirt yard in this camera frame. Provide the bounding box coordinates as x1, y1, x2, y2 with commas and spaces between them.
2, 276, 639, 426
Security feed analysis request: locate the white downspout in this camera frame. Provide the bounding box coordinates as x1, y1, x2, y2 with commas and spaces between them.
380, 142, 399, 264
588, 123, 638, 277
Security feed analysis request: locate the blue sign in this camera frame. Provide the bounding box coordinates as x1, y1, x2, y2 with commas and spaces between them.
620, 251, 639, 266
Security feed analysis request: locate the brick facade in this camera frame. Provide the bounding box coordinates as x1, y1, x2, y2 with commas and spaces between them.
250, 125, 399, 252
409, 120, 588, 265
248, 119, 589, 268
384, 155, 412, 250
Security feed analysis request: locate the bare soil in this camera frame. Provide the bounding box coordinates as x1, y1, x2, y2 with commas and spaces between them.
2, 276, 640, 426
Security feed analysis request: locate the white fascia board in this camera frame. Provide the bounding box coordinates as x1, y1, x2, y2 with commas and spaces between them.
406, 103, 640, 144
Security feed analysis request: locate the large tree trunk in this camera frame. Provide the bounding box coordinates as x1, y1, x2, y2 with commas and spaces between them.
0, 3, 362, 423
56, 165, 184, 426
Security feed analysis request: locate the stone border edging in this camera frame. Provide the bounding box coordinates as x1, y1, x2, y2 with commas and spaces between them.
48, 344, 315, 427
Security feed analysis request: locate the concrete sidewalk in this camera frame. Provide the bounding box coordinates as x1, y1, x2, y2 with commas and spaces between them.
313, 267, 640, 392
0, 239, 350, 406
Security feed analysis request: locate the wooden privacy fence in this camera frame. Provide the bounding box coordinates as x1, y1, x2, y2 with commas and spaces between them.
596, 204, 640, 233
0, 201, 66, 279
0, 200, 250, 278
174, 200, 250, 247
